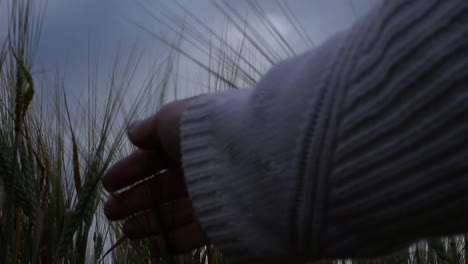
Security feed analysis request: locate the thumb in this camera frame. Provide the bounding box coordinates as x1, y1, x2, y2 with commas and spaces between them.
127, 97, 195, 162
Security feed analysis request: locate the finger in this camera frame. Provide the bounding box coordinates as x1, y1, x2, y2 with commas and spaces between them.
102, 149, 169, 192
127, 115, 162, 150
150, 222, 210, 256
104, 170, 188, 221
123, 198, 196, 240
127, 98, 194, 161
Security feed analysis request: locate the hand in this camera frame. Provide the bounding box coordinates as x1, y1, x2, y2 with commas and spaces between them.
102, 97, 210, 256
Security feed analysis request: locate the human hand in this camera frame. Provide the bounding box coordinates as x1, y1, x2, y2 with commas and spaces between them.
102, 97, 210, 256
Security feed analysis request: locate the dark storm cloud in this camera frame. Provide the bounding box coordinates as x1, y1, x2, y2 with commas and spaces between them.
2, 0, 379, 97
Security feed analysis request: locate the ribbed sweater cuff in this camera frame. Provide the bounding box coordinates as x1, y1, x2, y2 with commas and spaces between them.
180, 95, 248, 263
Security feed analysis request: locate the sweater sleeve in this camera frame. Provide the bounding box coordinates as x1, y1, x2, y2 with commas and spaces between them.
180, 0, 468, 263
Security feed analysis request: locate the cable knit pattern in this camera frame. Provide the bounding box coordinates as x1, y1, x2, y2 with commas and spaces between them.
180, 0, 468, 262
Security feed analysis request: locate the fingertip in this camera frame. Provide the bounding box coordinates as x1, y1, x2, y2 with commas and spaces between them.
104, 197, 135, 222
127, 119, 143, 147
122, 212, 155, 240
101, 169, 115, 192
101, 163, 122, 193
127, 116, 162, 150
103, 199, 116, 221
102, 150, 165, 195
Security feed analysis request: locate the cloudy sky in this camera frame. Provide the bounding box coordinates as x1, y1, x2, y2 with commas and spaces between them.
2, 0, 379, 102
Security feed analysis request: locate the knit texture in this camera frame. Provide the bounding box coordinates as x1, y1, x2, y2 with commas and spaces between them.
324, 0, 468, 258
180, 0, 468, 262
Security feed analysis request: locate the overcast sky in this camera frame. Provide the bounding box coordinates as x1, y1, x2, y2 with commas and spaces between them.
2, 0, 379, 102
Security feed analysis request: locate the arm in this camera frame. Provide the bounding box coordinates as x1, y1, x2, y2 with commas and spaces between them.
180, 0, 468, 262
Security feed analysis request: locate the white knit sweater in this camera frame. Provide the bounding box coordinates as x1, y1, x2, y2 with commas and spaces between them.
181, 0, 468, 262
